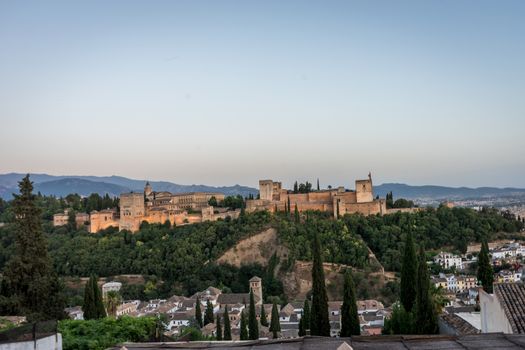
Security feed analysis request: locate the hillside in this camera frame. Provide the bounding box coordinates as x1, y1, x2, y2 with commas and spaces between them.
215, 228, 393, 302
0, 173, 258, 199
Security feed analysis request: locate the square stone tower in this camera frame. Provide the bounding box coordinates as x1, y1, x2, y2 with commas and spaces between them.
119, 192, 145, 232
249, 276, 263, 305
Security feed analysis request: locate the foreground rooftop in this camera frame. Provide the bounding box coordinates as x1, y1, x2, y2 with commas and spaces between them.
113, 333, 525, 349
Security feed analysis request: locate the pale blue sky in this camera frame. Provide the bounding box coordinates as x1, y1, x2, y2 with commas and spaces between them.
0, 0, 524, 188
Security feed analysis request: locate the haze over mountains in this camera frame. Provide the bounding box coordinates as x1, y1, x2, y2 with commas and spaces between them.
1, 173, 525, 203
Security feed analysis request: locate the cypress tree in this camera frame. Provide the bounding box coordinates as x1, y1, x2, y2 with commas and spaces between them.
269, 301, 281, 339
317, 178, 320, 191
216, 314, 222, 340
195, 297, 203, 328
340, 271, 360, 336
82, 275, 96, 320
477, 240, 494, 293
240, 310, 248, 340
294, 204, 300, 223
415, 246, 438, 334
260, 303, 268, 327
223, 307, 232, 340
0, 175, 66, 321
400, 230, 417, 312
302, 300, 310, 331
204, 300, 214, 325
248, 290, 259, 340
93, 277, 106, 319
309, 230, 330, 336
287, 197, 291, 215
298, 312, 306, 336
293, 181, 298, 193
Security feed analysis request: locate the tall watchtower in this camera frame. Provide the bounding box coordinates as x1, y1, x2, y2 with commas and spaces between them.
249, 276, 263, 305
144, 181, 152, 197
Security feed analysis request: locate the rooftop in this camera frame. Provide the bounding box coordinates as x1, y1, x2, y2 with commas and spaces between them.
495, 283, 525, 333
111, 334, 525, 349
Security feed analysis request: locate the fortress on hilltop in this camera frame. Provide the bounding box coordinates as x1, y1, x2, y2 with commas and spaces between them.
55, 182, 239, 233
54, 174, 393, 233
246, 173, 387, 217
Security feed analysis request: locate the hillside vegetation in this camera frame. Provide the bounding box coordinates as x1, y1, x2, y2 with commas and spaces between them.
0, 194, 523, 305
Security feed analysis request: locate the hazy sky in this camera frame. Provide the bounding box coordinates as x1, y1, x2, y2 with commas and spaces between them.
0, 0, 524, 188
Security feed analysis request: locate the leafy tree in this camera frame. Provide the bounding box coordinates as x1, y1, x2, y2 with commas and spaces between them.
414, 246, 437, 334
195, 297, 203, 328
204, 300, 214, 326
477, 240, 494, 293
400, 230, 417, 312
223, 308, 232, 340
240, 310, 248, 340
208, 196, 218, 207
0, 175, 66, 321
260, 303, 268, 327
309, 230, 330, 336
59, 316, 157, 350
340, 270, 360, 336
216, 314, 222, 340
383, 302, 414, 335
248, 290, 259, 339
269, 301, 280, 338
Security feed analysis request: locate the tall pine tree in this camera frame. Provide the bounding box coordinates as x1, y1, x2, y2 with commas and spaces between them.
400, 230, 417, 312
477, 240, 494, 293
260, 304, 268, 327
340, 271, 360, 336
415, 246, 437, 334
309, 230, 330, 336
82, 275, 96, 320
269, 301, 281, 339
204, 300, 214, 325
248, 290, 259, 340
0, 175, 65, 321
302, 299, 310, 331
223, 307, 232, 340
240, 310, 248, 340
83, 275, 106, 319
216, 314, 222, 340
195, 297, 203, 328
93, 277, 106, 319
298, 311, 306, 336
294, 204, 300, 223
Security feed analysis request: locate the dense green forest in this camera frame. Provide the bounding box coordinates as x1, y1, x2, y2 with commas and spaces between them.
343, 206, 524, 271
0, 193, 523, 305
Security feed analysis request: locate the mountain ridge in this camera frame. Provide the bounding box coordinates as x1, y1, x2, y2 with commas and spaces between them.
1, 173, 524, 201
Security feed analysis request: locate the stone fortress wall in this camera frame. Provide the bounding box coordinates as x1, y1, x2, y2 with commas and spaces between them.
246, 173, 387, 217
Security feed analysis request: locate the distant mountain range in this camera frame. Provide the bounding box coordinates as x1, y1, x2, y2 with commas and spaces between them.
374, 183, 525, 201
0, 173, 258, 199
1, 173, 524, 202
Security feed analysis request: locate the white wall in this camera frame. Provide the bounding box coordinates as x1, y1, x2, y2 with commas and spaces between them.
480, 289, 513, 334
0, 333, 62, 350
